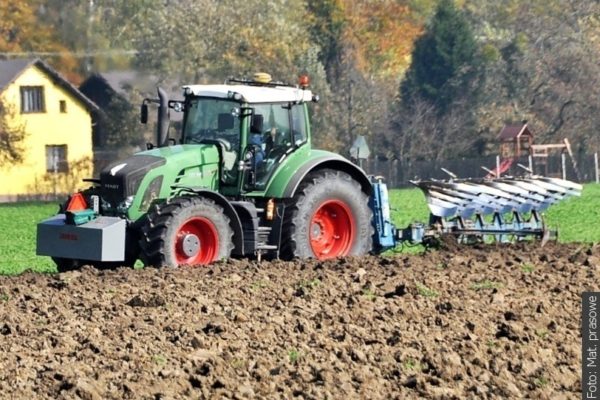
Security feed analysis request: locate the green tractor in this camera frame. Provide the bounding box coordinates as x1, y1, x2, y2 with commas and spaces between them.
37, 74, 375, 270
37, 74, 583, 271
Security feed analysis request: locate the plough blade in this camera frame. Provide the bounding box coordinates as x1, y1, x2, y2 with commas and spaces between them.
413, 176, 581, 219
410, 176, 582, 243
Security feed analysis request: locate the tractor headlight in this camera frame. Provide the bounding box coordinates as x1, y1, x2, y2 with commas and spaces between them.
116, 195, 135, 214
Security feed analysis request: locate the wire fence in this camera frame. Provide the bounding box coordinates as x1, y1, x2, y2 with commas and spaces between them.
95, 149, 600, 189
3, 149, 596, 203
361, 152, 599, 188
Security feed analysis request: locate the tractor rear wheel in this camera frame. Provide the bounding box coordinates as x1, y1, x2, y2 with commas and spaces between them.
139, 196, 233, 267
281, 169, 372, 260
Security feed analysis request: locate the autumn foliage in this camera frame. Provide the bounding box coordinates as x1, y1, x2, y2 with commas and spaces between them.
0, 0, 598, 163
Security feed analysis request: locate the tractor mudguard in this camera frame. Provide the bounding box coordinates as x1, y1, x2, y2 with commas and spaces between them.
175, 189, 245, 256
280, 155, 372, 198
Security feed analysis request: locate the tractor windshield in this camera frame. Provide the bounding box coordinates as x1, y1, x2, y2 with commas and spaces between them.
183, 97, 241, 184
183, 98, 240, 146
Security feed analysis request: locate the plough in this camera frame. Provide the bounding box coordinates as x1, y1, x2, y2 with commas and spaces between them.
370, 176, 582, 251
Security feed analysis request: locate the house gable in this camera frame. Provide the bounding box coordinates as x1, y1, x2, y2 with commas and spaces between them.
0, 59, 97, 200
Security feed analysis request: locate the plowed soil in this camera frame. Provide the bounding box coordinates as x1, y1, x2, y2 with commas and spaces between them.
1, 243, 598, 399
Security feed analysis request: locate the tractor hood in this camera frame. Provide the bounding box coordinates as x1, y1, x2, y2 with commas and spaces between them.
100, 144, 221, 219
100, 154, 166, 207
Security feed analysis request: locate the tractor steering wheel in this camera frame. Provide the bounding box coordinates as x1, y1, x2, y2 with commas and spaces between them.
213, 137, 232, 152
194, 137, 231, 152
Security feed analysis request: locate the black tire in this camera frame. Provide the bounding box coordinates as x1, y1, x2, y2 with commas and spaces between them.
139, 196, 233, 267
281, 169, 373, 260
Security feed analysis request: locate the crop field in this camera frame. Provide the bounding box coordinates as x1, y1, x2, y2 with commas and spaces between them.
2, 234, 598, 398
0, 184, 598, 276
1, 185, 599, 398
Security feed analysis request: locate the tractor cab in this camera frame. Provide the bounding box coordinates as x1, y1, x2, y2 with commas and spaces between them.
177, 74, 316, 194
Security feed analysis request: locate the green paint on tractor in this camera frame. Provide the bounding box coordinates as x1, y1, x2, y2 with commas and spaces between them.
125, 145, 221, 221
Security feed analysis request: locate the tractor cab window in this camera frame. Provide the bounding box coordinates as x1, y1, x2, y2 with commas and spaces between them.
183, 98, 240, 183
250, 103, 293, 188
291, 104, 307, 145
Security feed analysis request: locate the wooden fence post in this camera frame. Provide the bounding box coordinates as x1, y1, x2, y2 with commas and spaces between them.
496, 155, 501, 177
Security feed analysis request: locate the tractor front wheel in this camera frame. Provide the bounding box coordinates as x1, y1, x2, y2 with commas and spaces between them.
281, 169, 372, 260
139, 196, 233, 267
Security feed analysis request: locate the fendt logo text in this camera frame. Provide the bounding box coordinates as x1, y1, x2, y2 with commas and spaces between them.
59, 233, 78, 241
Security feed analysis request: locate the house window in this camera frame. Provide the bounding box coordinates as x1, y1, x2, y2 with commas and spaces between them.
45, 145, 68, 173
59, 100, 67, 113
20, 86, 45, 113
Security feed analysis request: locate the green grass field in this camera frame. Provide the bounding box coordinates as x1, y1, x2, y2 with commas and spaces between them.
1, 184, 598, 275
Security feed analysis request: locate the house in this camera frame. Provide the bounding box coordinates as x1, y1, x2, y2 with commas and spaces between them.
79, 71, 183, 147
0, 58, 98, 201
79, 71, 183, 171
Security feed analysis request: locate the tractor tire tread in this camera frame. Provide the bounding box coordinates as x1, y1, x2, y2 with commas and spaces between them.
280, 169, 373, 260
139, 195, 233, 267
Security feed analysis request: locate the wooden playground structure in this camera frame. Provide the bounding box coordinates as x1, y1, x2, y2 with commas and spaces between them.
488, 122, 581, 181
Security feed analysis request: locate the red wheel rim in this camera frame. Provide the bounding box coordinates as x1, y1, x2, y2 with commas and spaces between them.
309, 200, 355, 259
174, 217, 219, 266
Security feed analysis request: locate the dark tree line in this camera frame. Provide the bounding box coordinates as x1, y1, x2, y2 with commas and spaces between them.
1, 0, 599, 167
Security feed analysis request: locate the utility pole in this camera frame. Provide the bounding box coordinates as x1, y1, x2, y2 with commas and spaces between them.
86, 0, 95, 73
347, 78, 353, 142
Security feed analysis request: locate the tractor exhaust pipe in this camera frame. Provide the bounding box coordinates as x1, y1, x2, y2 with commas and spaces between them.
157, 87, 169, 148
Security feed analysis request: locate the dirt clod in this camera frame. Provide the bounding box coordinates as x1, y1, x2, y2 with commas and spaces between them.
0, 242, 596, 398
125, 294, 166, 307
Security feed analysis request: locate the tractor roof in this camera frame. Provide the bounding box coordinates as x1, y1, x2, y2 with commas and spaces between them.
182, 84, 314, 104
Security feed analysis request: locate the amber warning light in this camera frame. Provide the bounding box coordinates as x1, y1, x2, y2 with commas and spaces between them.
298, 75, 310, 89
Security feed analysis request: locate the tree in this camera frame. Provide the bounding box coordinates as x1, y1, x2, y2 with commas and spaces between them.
306, 0, 346, 83
340, 0, 423, 78
0, 100, 27, 166
0, 0, 80, 82
130, 0, 311, 82
390, 0, 483, 162
465, 0, 600, 153
305, 0, 427, 157
101, 94, 146, 151
38, 0, 157, 74
400, 0, 478, 112
386, 0, 488, 162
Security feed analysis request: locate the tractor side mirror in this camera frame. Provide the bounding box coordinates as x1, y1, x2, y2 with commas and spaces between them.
250, 114, 263, 134
140, 103, 148, 124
